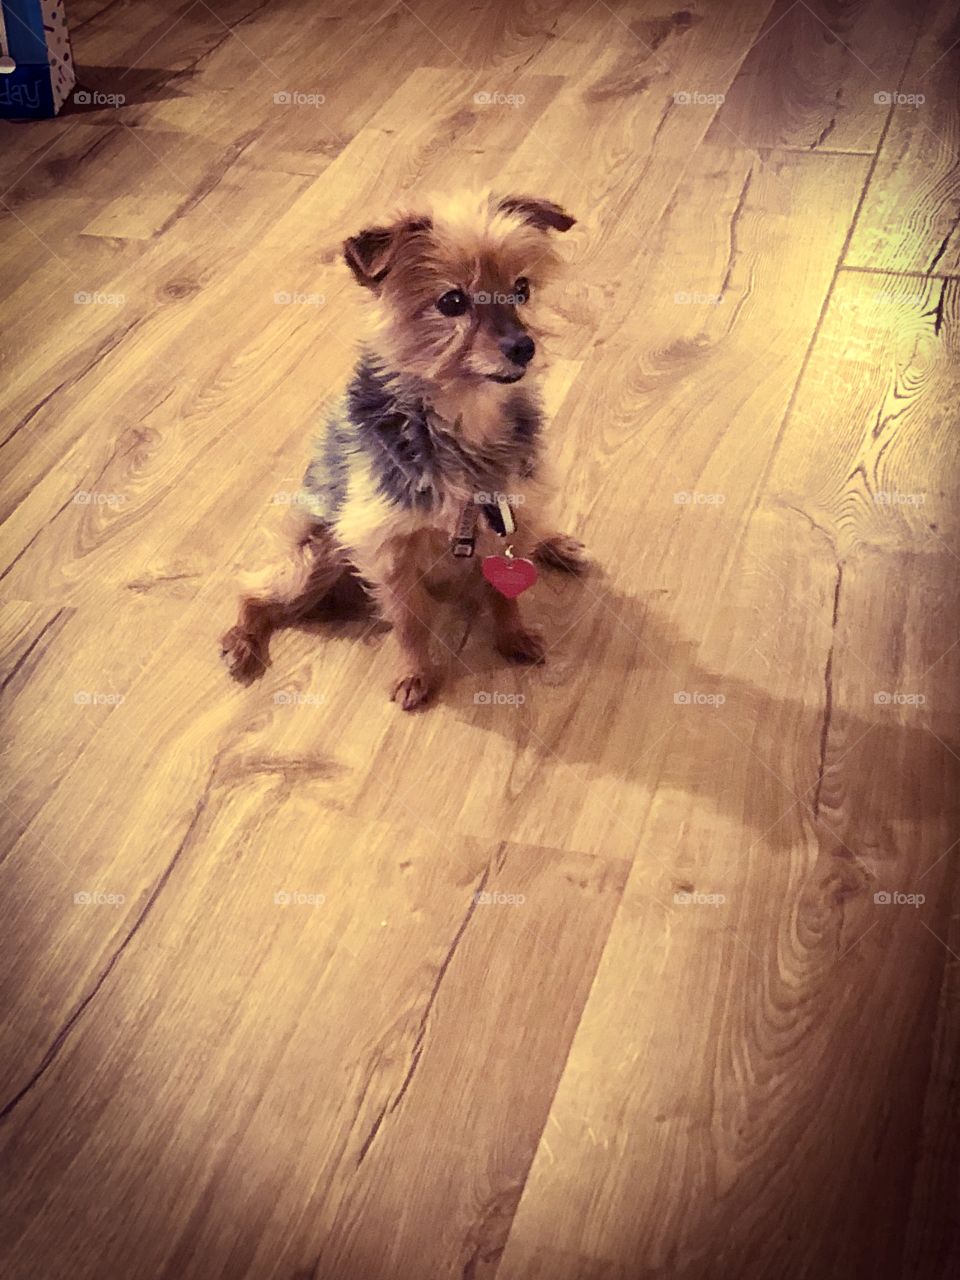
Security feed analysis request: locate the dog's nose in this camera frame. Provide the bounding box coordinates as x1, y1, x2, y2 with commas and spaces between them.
501, 334, 535, 366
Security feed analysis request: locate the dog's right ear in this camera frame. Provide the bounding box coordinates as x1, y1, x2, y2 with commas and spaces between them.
343, 217, 431, 289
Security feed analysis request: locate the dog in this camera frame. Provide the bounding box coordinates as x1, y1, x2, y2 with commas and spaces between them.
221, 190, 588, 710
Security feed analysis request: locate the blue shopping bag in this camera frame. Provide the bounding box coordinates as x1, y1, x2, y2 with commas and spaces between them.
0, 0, 76, 118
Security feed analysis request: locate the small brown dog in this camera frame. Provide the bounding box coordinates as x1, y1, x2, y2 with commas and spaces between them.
221, 190, 588, 709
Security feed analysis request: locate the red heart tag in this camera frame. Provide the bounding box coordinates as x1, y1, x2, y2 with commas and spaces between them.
482, 554, 539, 599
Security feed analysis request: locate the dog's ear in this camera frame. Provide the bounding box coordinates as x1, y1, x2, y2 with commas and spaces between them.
343, 217, 431, 289
497, 195, 576, 233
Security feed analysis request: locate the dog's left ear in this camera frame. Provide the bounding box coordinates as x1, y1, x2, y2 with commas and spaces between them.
497, 195, 576, 233
343, 217, 431, 289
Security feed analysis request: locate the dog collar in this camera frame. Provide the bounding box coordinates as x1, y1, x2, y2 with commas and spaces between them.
451, 495, 516, 558
483, 495, 516, 536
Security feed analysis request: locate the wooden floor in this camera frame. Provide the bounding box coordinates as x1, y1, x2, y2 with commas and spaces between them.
2, 1, 959, 1276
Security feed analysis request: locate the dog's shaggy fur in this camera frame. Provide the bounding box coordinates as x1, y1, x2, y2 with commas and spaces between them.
221, 190, 588, 710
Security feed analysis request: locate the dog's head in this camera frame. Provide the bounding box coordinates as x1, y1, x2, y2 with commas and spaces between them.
343, 191, 575, 387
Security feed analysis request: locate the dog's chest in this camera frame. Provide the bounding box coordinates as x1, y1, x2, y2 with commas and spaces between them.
300, 361, 542, 535
372, 402, 534, 514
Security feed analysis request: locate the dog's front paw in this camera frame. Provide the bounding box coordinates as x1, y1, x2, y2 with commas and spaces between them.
221, 626, 267, 684
496, 625, 546, 665
534, 533, 590, 575
390, 670, 434, 711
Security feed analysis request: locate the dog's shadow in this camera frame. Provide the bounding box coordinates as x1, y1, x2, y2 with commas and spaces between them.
289, 568, 957, 856
443, 570, 954, 855
60, 65, 194, 116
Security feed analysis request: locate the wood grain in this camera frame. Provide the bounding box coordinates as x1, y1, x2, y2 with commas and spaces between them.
711, 0, 928, 153
0, 798, 627, 1280
845, 0, 960, 273
1, 0, 958, 1276
496, 267, 960, 1280
901, 895, 960, 1279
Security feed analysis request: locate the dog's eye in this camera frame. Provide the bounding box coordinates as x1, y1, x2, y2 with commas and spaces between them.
514, 277, 530, 304
436, 289, 469, 316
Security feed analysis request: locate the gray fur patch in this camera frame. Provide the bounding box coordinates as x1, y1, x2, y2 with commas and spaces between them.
300, 355, 543, 523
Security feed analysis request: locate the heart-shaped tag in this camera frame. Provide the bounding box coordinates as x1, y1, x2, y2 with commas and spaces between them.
482, 553, 539, 599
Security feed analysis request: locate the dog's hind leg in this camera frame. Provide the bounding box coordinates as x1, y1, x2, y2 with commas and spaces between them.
221, 518, 347, 684
533, 532, 590, 575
